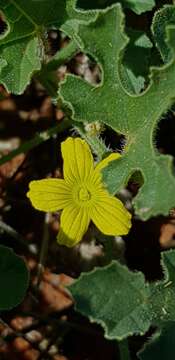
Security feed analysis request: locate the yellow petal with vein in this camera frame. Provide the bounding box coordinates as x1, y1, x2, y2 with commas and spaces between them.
91, 194, 131, 235
96, 152, 121, 172
61, 137, 94, 184
27, 179, 71, 212
93, 152, 121, 184
57, 205, 90, 247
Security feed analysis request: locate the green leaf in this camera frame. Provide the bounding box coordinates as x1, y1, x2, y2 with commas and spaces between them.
138, 323, 175, 360
0, 245, 29, 310
69, 250, 175, 341
69, 261, 152, 340
60, 4, 175, 219
77, 0, 155, 14
0, 0, 96, 93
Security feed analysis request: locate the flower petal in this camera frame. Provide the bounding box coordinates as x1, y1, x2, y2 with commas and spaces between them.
95, 152, 121, 173
91, 194, 131, 236
57, 205, 90, 247
93, 152, 121, 185
61, 137, 94, 184
27, 179, 71, 212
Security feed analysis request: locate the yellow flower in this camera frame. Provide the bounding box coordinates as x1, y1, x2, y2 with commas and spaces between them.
27, 137, 131, 247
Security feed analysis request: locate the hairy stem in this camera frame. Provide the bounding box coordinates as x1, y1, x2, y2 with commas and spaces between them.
118, 339, 131, 360
73, 121, 108, 160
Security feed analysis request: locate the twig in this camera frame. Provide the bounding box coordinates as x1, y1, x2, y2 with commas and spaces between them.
0, 119, 71, 166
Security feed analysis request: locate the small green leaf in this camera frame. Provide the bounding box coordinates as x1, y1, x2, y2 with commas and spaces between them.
69, 261, 151, 340
121, 0, 155, 14
152, 5, 175, 64
0, 58, 7, 71
120, 29, 153, 94
69, 250, 175, 341
0, 245, 29, 310
138, 323, 175, 360
0, 36, 41, 94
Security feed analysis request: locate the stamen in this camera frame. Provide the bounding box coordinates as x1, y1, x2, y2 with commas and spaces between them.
79, 187, 91, 201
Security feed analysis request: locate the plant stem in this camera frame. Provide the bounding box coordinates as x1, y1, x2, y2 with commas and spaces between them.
46, 40, 79, 71
0, 119, 71, 166
37, 40, 79, 97
0, 220, 35, 255
118, 339, 131, 360
36, 213, 50, 288
73, 121, 108, 160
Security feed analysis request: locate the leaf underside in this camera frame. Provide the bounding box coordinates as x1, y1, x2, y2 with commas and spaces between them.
70, 260, 152, 340
0, 245, 29, 310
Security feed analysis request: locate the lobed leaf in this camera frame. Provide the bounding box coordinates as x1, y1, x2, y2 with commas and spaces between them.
60, 4, 175, 219
0, 0, 96, 93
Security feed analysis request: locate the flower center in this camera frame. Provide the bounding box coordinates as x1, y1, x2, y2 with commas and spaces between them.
78, 187, 91, 201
